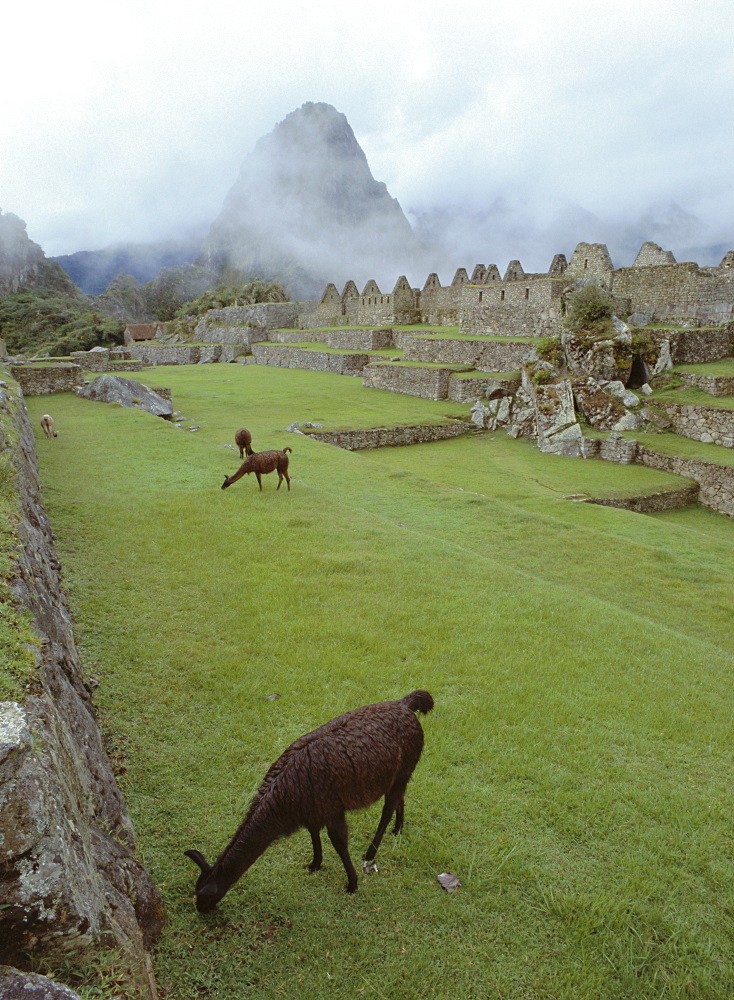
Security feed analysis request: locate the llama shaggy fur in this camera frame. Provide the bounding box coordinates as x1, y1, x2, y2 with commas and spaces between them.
221, 448, 292, 492
185, 690, 434, 911
234, 427, 254, 459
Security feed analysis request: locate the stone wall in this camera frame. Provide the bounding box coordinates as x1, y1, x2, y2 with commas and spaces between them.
251, 344, 370, 375
458, 280, 565, 338
362, 363, 460, 400
402, 334, 537, 371
267, 329, 327, 343
657, 402, 734, 448
448, 374, 521, 402
613, 264, 734, 325
10, 365, 85, 396
126, 345, 200, 365
678, 372, 734, 396
305, 422, 470, 450
326, 329, 394, 350
0, 375, 163, 988
195, 301, 316, 330
666, 327, 733, 364
636, 445, 734, 516
582, 484, 699, 513
192, 324, 265, 346
70, 350, 110, 372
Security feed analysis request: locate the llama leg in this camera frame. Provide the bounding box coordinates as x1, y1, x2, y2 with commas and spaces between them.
392, 796, 405, 835
307, 827, 323, 872
364, 784, 406, 862
283, 469, 291, 491
276, 471, 283, 490
256, 472, 262, 491
326, 813, 358, 893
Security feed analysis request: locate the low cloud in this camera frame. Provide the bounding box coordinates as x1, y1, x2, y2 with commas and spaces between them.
1, 0, 732, 266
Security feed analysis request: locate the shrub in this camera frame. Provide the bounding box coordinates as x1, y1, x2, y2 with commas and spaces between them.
536, 337, 565, 368
564, 283, 614, 336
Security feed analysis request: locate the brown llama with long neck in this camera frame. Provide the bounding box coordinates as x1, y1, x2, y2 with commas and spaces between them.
234, 427, 254, 459
221, 447, 292, 491
185, 690, 434, 911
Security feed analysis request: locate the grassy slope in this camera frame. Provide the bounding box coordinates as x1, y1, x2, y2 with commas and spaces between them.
28, 366, 734, 1000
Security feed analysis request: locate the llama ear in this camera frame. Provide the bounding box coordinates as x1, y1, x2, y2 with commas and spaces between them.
185, 849, 213, 874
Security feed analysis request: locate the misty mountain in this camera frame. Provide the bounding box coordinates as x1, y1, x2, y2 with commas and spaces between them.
202, 102, 426, 299
0, 211, 78, 297
54, 234, 206, 296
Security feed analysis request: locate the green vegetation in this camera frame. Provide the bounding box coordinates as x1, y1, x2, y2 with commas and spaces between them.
564, 284, 615, 337
675, 358, 734, 377
0, 287, 123, 357
651, 386, 734, 410
26, 365, 734, 1000
623, 429, 734, 468
535, 337, 565, 367
175, 279, 288, 320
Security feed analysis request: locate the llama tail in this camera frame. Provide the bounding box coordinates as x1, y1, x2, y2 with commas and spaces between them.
402, 690, 434, 715
283, 447, 292, 454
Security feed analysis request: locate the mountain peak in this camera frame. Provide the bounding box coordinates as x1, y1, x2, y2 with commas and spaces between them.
204, 104, 421, 297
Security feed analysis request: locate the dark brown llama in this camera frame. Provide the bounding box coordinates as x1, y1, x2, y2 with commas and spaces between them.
234, 427, 254, 459
221, 448, 292, 491
185, 690, 434, 911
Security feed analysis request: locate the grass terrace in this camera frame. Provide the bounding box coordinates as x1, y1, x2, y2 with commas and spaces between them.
253, 341, 402, 358
407, 331, 544, 343
675, 358, 734, 377
622, 428, 734, 467
24, 363, 734, 1000
650, 386, 734, 410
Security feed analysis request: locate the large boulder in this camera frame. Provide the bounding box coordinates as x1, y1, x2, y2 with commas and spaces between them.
0, 967, 82, 999
75, 374, 172, 418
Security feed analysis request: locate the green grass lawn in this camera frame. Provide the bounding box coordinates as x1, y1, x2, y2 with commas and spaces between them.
27, 365, 734, 1000
675, 358, 734, 377
652, 385, 734, 411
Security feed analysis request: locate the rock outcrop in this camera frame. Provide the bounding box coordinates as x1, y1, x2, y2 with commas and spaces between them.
0, 376, 163, 988
0, 212, 77, 297
75, 373, 173, 418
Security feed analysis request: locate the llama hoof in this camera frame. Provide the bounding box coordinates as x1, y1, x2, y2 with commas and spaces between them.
362, 860, 378, 875
307, 862, 322, 872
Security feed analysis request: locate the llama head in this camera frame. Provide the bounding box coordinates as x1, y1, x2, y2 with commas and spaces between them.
221, 476, 231, 490
185, 849, 223, 912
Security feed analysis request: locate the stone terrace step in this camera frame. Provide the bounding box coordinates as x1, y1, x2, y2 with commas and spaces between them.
677, 371, 734, 396
448, 371, 521, 402
362, 361, 474, 400
401, 333, 539, 371
251, 343, 371, 375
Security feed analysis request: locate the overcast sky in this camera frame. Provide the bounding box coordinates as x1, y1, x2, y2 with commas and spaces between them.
2, 0, 733, 263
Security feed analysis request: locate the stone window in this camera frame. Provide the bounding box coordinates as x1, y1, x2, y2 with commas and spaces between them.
525, 288, 529, 300
500, 290, 505, 301
479, 291, 483, 302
